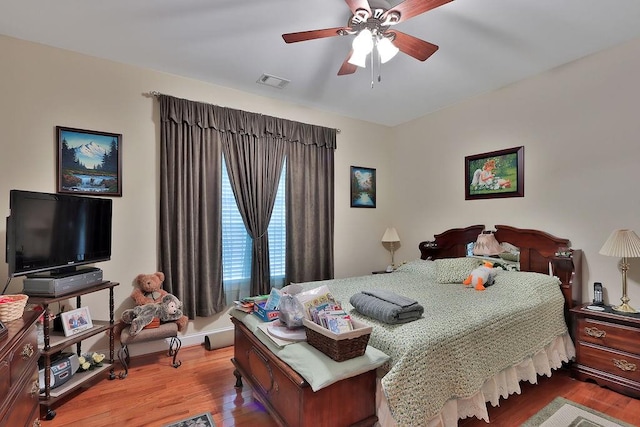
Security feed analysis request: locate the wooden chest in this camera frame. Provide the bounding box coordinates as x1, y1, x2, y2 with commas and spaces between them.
231, 317, 377, 427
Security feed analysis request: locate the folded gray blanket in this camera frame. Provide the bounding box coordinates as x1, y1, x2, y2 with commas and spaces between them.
350, 289, 424, 324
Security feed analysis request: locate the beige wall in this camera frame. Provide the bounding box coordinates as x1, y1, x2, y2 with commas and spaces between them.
391, 37, 640, 308
3, 33, 640, 353
0, 35, 392, 351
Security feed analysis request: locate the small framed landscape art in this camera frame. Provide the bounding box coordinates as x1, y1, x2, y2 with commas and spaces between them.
350, 166, 376, 208
465, 146, 524, 200
57, 126, 122, 196
61, 307, 93, 337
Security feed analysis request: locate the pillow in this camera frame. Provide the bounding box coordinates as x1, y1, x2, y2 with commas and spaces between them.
394, 259, 436, 276
498, 252, 519, 262
499, 241, 520, 262
435, 257, 482, 283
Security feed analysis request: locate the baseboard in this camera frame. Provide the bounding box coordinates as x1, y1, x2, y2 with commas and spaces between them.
107, 326, 234, 357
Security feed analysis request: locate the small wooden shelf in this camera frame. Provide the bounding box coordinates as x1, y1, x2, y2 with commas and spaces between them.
42, 363, 113, 400
28, 280, 119, 420
38, 320, 112, 355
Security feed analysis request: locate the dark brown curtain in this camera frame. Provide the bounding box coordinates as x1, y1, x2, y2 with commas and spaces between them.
286, 135, 335, 283
159, 95, 224, 317
159, 94, 336, 316
221, 134, 286, 295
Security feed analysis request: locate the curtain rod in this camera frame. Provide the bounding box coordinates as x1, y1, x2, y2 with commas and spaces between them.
146, 91, 340, 133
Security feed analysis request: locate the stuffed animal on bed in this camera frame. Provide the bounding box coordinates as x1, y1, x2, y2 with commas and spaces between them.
463, 261, 498, 291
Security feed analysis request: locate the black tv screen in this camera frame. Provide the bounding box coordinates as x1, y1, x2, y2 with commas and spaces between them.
6, 190, 112, 277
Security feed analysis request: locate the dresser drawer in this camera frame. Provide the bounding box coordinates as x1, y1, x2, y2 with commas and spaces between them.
0, 360, 9, 398
1, 364, 40, 427
577, 341, 640, 383
9, 324, 38, 388
576, 317, 640, 355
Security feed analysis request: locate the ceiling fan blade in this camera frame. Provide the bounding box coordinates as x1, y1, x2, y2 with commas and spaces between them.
390, 30, 439, 61
338, 51, 358, 76
282, 27, 347, 44
384, 0, 453, 24
345, 0, 371, 15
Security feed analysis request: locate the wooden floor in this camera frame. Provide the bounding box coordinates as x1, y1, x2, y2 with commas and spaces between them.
41, 344, 640, 427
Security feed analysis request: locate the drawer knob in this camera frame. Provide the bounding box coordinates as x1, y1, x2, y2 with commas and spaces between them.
22, 343, 35, 359
30, 380, 40, 397
585, 326, 606, 339
613, 359, 637, 372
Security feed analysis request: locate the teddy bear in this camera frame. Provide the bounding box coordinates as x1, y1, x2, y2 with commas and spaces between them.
463, 261, 499, 291
121, 294, 185, 336
131, 272, 169, 306
109, 272, 187, 339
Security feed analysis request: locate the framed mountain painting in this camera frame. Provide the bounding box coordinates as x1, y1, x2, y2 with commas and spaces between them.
57, 126, 122, 196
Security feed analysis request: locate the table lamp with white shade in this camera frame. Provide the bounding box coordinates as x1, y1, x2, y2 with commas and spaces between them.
599, 229, 640, 313
382, 227, 401, 270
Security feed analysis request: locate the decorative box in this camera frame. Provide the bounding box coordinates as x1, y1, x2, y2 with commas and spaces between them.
253, 301, 279, 322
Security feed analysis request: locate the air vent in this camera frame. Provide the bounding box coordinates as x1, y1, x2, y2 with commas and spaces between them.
257, 74, 290, 89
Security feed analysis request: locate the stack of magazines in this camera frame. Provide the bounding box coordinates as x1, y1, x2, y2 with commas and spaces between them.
233, 295, 269, 313
309, 303, 353, 334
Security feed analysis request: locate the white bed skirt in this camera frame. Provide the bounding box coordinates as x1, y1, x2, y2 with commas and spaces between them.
375, 333, 576, 427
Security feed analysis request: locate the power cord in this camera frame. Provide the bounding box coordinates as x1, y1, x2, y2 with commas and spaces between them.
1, 277, 11, 295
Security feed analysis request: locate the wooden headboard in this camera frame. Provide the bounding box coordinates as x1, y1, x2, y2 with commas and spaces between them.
419, 225, 581, 308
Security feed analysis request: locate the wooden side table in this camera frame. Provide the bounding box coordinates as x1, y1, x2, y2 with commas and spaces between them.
570, 304, 640, 398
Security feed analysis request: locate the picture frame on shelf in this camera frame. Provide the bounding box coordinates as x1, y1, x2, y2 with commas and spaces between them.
465, 146, 524, 200
60, 307, 93, 337
350, 166, 376, 208
57, 126, 122, 197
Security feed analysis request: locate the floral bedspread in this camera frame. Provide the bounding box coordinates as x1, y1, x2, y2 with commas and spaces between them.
300, 260, 569, 427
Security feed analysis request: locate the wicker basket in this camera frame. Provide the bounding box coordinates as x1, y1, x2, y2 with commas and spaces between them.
303, 318, 372, 362
0, 294, 29, 322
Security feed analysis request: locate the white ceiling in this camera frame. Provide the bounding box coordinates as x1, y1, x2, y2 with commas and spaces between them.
2, 0, 640, 126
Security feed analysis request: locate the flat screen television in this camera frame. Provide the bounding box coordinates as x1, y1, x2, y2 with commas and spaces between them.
6, 190, 112, 278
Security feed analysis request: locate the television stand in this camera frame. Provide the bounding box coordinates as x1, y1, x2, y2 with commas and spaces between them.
27, 281, 119, 420
23, 269, 104, 297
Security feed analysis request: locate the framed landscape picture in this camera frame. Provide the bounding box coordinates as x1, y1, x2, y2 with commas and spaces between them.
57, 126, 122, 196
465, 146, 524, 200
350, 166, 376, 208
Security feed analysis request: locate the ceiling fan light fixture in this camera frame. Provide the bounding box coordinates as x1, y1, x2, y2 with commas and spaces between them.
349, 28, 374, 68
377, 37, 399, 63
352, 28, 374, 55
348, 50, 369, 68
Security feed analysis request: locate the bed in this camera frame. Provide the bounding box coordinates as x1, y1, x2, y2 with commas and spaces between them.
231, 225, 581, 427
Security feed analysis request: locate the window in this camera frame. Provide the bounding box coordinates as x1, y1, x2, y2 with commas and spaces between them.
268, 162, 286, 287
221, 160, 286, 300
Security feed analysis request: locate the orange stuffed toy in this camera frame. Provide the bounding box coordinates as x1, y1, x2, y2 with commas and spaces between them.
110, 272, 188, 338
463, 261, 498, 291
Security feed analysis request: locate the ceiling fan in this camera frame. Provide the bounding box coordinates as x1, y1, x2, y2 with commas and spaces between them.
282, 0, 453, 76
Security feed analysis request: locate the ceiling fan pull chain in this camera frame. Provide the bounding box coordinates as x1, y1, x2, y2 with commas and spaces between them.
370, 48, 374, 88
377, 47, 382, 84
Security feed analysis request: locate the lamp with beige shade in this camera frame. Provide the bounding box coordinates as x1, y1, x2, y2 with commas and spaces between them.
599, 229, 640, 313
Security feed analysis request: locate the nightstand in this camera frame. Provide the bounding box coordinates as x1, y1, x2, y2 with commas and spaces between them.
372, 270, 392, 274
570, 303, 640, 398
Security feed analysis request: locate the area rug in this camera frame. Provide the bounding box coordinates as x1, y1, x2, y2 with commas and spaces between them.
162, 412, 215, 427
522, 397, 634, 427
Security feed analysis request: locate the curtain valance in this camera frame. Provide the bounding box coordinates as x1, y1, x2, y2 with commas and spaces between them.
159, 95, 337, 148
